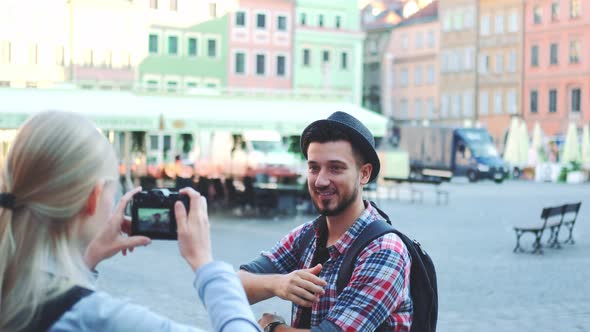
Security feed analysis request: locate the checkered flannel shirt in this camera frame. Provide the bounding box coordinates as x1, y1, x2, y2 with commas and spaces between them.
250, 202, 413, 332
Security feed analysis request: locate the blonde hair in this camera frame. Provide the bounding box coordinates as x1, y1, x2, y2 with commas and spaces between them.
0, 111, 118, 331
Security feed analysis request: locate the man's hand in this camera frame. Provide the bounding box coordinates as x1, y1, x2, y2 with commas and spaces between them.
84, 187, 151, 270
274, 264, 327, 307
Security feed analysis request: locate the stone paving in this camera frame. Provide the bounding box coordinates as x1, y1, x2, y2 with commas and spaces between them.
98, 181, 590, 331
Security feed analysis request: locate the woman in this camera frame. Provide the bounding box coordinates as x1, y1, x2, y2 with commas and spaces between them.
0, 111, 261, 332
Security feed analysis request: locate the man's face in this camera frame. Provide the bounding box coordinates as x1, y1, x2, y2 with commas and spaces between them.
306, 141, 371, 216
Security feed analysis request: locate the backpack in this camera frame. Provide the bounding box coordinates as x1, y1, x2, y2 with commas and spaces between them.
297, 201, 438, 332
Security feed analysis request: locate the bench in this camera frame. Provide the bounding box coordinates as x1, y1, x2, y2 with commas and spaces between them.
513, 205, 564, 254
513, 202, 582, 254
382, 177, 449, 205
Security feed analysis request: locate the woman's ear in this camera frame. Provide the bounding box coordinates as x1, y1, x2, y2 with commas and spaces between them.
84, 182, 104, 216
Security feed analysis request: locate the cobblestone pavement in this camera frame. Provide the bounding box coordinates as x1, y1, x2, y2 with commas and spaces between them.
98, 181, 590, 331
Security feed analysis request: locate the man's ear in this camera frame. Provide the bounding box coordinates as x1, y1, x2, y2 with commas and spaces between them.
359, 163, 373, 185
83, 182, 103, 216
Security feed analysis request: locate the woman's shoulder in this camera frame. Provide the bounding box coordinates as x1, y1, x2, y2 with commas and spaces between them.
50, 291, 205, 332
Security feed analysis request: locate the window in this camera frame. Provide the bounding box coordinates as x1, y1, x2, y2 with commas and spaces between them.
300, 13, 307, 25
462, 90, 473, 116
168, 36, 178, 55
494, 14, 504, 34
443, 12, 452, 31
170, 0, 177, 11
509, 11, 519, 32
569, 40, 580, 63
507, 90, 517, 114
426, 65, 434, 83
549, 89, 557, 112
479, 54, 490, 73
276, 55, 286, 76
464, 8, 474, 28
147, 79, 159, 92
533, 6, 542, 24
531, 45, 539, 67
415, 99, 423, 119
427, 30, 435, 48
571, 88, 581, 112
495, 53, 504, 73
530, 90, 538, 113
235, 52, 245, 74
401, 34, 408, 49
209, 3, 217, 18
336, 16, 341, 28
341, 52, 348, 70
426, 98, 435, 119
480, 91, 489, 115
207, 39, 217, 57
452, 94, 461, 117
277, 16, 287, 31
186, 81, 198, 89
399, 99, 409, 118
149, 34, 158, 54
441, 94, 450, 117
570, 0, 581, 18
414, 66, 422, 86
552, 1, 560, 21
550, 43, 558, 65
188, 38, 197, 56
256, 54, 265, 75
416, 32, 423, 49
167, 81, 178, 93
322, 50, 330, 63
303, 49, 310, 66
235, 11, 246, 27
257, 13, 266, 28
150, 0, 158, 9
318, 14, 324, 27
400, 68, 408, 87
466, 47, 475, 70
481, 15, 490, 35
494, 91, 503, 114
453, 10, 464, 30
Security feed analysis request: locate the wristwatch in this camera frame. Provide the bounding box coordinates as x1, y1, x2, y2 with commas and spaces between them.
264, 318, 286, 332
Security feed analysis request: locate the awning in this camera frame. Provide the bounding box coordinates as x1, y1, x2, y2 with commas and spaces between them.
0, 88, 387, 136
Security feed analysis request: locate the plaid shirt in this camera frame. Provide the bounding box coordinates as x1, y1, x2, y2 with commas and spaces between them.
261, 202, 413, 331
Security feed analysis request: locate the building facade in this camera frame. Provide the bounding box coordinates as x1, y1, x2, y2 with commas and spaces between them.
523, 0, 590, 138
227, 0, 294, 91
439, 0, 477, 126
293, 0, 365, 104
385, 1, 439, 121
478, 0, 523, 146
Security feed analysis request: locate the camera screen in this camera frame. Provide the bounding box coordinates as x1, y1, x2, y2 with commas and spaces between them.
137, 208, 171, 233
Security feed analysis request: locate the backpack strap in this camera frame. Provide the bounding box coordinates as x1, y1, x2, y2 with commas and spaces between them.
336, 219, 394, 294
30, 286, 94, 331
296, 224, 317, 266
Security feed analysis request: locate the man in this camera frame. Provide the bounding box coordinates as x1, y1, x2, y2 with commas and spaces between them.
240, 112, 412, 332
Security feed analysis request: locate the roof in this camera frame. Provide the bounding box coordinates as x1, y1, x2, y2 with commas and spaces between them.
0, 88, 388, 136
397, 0, 438, 28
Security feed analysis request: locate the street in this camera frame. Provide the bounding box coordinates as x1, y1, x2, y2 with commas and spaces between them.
97, 181, 590, 332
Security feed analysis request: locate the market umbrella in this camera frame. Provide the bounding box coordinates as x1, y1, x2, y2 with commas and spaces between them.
581, 123, 590, 168
561, 122, 581, 164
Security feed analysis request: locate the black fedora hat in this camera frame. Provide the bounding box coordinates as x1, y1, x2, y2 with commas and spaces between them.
301, 111, 380, 183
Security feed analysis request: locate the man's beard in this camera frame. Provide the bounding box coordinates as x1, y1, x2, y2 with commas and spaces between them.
313, 185, 359, 217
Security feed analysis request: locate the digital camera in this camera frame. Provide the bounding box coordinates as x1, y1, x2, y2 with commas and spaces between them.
131, 188, 189, 240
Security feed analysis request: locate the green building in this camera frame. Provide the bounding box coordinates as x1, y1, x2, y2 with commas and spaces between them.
293, 0, 365, 104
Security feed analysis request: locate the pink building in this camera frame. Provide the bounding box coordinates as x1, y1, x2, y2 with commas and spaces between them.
523, 0, 590, 137
384, 1, 439, 121
227, 0, 294, 90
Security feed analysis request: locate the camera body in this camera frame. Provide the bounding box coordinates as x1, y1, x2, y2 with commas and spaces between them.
131, 188, 189, 240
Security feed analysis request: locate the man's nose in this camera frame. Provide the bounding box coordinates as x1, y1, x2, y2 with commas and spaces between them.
315, 169, 330, 187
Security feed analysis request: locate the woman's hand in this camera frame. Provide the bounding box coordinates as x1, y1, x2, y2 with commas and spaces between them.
84, 187, 151, 270
175, 187, 213, 271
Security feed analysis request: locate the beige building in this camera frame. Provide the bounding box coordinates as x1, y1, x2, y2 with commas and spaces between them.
478, 0, 523, 146
385, 1, 439, 121
439, 0, 477, 125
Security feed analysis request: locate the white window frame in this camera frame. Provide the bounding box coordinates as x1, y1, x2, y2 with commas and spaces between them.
274, 52, 289, 78
427, 30, 435, 48
275, 12, 290, 33
185, 32, 201, 57
165, 32, 181, 56
204, 34, 220, 59
480, 15, 491, 36
494, 14, 505, 34
143, 74, 162, 91
507, 89, 517, 114
508, 11, 519, 32
426, 64, 435, 84
184, 76, 202, 90
414, 66, 422, 86
508, 51, 517, 72
400, 68, 409, 87
463, 90, 473, 116
234, 10, 247, 28
203, 78, 221, 88
494, 90, 503, 114
254, 10, 269, 30
254, 51, 269, 76
495, 53, 504, 73
414, 98, 423, 119
340, 50, 350, 71
148, 30, 162, 55
479, 91, 489, 115
232, 49, 248, 75
570, 87, 582, 112
452, 93, 461, 117
415, 31, 424, 49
